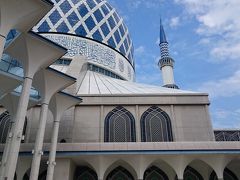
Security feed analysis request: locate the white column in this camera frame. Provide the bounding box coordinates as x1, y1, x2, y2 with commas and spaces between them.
46, 116, 60, 180
4, 77, 33, 180
30, 102, 49, 180
0, 118, 14, 178
0, 35, 6, 58
45, 92, 81, 180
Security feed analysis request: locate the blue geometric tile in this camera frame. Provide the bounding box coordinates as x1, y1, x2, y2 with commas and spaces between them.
107, 37, 116, 48
78, 3, 89, 17
71, 0, 79, 5
114, 30, 121, 44
60, 0, 72, 14
93, 9, 104, 23
67, 11, 79, 26
57, 21, 69, 33
92, 30, 103, 42
105, 2, 113, 11
85, 16, 96, 31
86, 0, 96, 9
101, 23, 110, 37
119, 25, 125, 37
101, 4, 109, 15
124, 39, 129, 51
113, 12, 120, 23
120, 44, 126, 55
75, 25, 87, 36
49, 10, 62, 25
108, 16, 116, 30
38, 21, 51, 32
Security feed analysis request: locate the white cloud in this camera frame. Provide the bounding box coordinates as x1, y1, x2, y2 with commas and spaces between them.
127, 0, 164, 9
170, 17, 180, 28
212, 108, 240, 129
135, 46, 145, 55
175, 0, 240, 61
198, 70, 240, 98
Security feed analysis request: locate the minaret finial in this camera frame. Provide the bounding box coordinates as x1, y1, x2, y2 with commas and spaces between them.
160, 18, 167, 44
158, 19, 179, 89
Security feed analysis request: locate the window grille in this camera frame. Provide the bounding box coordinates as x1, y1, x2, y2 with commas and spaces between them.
141, 106, 173, 142
104, 106, 136, 142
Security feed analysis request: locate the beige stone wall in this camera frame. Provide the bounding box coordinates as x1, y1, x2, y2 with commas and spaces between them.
24, 94, 214, 143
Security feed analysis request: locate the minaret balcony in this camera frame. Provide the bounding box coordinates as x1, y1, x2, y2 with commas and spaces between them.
158, 57, 175, 69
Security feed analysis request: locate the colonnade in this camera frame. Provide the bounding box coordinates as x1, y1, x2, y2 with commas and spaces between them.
0, 0, 81, 180
15, 155, 240, 180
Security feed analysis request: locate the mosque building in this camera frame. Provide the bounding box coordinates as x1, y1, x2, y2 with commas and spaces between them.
0, 0, 240, 180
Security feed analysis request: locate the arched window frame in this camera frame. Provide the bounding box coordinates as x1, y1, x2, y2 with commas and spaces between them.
104, 106, 136, 142
106, 166, 134, 180
209, 168, 238, 180
144, 166, 169, 180
184, 166, 204, 180
141, 106, 173, 142
74, 166, 98, 180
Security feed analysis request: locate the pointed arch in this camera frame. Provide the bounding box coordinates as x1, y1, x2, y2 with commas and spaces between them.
184, 166, 204, 180
104, 106, 136, 142
144, 166, 169, 180
0, 111, 28, 143
209, 168, 238, 180
106, 166, 134, 180
0, 111, 11, 143
74, 166, 98, 180
141, 106, 173, 142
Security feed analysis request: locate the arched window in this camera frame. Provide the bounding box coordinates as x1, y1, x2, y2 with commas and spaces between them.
141, 106, 173, 142
144, 166, 169, 180
0, 111, 27, 143
184, 166, 203, 180
74, 166, 98, 180
209, 168, 238, 180
106, 166, 134, 180
0, 111, 11, 143
104, 106, 136, 142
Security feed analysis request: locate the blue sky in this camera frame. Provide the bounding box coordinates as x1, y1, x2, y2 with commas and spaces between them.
108, 0, 240, 129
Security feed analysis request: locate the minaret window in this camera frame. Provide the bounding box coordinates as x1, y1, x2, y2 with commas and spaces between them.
104, 106, 136, 142
141, 106, 173, 142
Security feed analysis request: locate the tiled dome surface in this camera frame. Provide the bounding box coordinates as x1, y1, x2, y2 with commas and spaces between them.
33, 0, 134, 66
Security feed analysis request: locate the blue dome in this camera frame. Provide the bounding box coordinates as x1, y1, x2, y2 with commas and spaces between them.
34, 0, 134, 66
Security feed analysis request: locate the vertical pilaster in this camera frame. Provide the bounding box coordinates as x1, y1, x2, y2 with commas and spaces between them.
135, 105, 141, 142
100, 105, 104, 142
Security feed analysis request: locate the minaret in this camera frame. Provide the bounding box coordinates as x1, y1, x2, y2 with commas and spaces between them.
158, 19, 179, 89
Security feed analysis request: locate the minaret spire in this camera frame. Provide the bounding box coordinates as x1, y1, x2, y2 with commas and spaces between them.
158, 19, 179, 89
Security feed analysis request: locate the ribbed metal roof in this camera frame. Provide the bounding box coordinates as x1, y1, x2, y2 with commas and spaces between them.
77, 71, 196, 95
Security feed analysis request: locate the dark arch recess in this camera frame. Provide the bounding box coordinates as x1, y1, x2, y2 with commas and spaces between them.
144, 166, 169, 180
74, 166, 98, 180
106, 166, 134, 180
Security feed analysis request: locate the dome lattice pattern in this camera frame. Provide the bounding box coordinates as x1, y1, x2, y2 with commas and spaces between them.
33, 0, 134, 65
